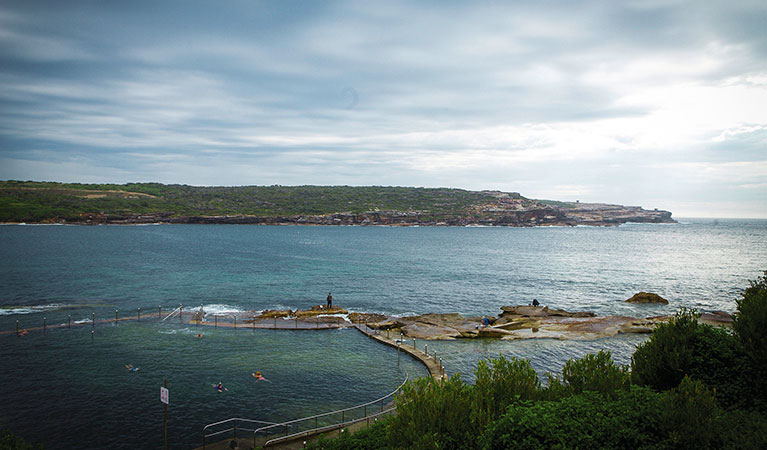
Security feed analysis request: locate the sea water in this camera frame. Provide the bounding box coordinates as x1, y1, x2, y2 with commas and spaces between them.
1, 219, 766, 448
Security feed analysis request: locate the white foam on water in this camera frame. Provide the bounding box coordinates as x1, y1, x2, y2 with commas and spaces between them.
0, 303, 68, 316
201, 304, 250, 316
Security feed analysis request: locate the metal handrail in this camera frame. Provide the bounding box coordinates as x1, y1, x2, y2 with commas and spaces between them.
253, 371, 409, 447
202, 417, 278, 449
161, 305, 182, 321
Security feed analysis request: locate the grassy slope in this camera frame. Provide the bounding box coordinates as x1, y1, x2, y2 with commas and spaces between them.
0, 181, 503, 222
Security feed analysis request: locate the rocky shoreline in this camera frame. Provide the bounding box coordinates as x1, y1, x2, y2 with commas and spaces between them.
253, 303, 731, 341
38, 201, 674, 227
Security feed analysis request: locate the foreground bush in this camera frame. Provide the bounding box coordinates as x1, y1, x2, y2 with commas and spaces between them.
305, 418, 390, 450
387, 374, 475, 450
733, 270, 767, 366
631, 308, 700, 391
561, 350, 630, 398
471, 356, 540, 434
481, 385, 664, 450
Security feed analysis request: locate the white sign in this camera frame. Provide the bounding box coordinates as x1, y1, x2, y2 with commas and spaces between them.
160, 386, 169, 405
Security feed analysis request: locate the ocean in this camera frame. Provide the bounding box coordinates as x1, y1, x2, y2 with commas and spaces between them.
1, 219, 765, 448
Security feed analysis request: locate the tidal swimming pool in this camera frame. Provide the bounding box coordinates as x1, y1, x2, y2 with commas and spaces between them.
0, 322, 426, 449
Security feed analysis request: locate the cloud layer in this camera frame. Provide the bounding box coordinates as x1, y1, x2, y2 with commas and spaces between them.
1, 0, 765, 217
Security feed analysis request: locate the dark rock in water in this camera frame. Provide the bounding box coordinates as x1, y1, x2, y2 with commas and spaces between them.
625, 292, 668, 304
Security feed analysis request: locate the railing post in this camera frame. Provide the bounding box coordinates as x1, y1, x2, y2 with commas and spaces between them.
253, 315, 256, 331
68, 315, 71, 328
92, 312, 95, 327
424, 343, 428, 356
342, 410, 344, 424
215, 315, 217, 327
138, 307, 141, 322
115, 309, 118, 323
16, 320, 19, 335
285, 424, 288, 436
179, 304, 183, 321
43, 317, 46, 332
159, 305, 161, 318
274, 316, 277, 329
234, 422, 237, 439
234, 316, 237, 329
295, 317, 298, 329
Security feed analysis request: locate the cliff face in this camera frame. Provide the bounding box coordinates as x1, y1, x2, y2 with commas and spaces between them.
81, 202, 674, 227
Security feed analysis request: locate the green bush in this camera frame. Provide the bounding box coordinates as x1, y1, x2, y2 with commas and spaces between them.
631, 308, 701, 390
305, 418, 391, 450
561, 350, 630, 398
733, 271, 767, 367
658, 376, 717, 449
387, 374, 475, 450
471, 356, 540, 433
480, 386, 664, 450
0, 429, 44, 450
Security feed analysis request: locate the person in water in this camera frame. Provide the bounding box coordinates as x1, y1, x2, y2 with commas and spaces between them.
125, 364, 138, 371
197, 332, 202, 338
251, 371, 269, 382
326, 292, 333, 309
216, 381, 226, 392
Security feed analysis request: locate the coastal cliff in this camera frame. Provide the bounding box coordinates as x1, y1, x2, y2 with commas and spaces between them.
0, 181, 675, 226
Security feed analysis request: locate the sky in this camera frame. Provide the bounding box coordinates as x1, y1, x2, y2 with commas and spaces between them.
0, 0, 765, 218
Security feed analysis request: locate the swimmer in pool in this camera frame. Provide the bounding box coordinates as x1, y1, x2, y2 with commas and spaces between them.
251, 371, 269, 382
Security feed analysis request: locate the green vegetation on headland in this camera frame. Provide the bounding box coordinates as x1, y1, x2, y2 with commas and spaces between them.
0, 181, 674, 226
307, 272, 767, 450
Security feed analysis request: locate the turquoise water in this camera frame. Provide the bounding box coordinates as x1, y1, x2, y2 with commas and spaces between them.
1, 323, 425, 449
1, 219, 766, 448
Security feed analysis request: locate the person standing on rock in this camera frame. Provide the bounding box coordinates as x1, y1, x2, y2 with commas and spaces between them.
327, 292, 333, 310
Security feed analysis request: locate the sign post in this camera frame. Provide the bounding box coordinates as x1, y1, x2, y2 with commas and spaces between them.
161, 381, 169, 450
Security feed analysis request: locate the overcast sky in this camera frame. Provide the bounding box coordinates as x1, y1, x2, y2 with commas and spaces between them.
1, 1, 765, 217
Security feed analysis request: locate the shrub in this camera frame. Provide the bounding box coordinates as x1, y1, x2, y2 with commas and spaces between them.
561, 350, 630, 398
733, 271, 767, 367
631, 308, 701, 390
305, 418, 391, 450
0, 429, 44, 450
658, 376, 717, 449
387, 374, 475, 450
479, 385, 664, 450
471, 356, 540, 433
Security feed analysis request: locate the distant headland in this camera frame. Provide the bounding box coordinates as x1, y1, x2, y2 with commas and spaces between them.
0, 181, 675, 226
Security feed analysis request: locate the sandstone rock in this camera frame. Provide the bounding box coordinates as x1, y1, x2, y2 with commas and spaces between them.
348, 312, 387, 323
258, 309, 293, 319
295, 306, 348, 318
499, 305, 596, 318
625, 292, 668, 304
